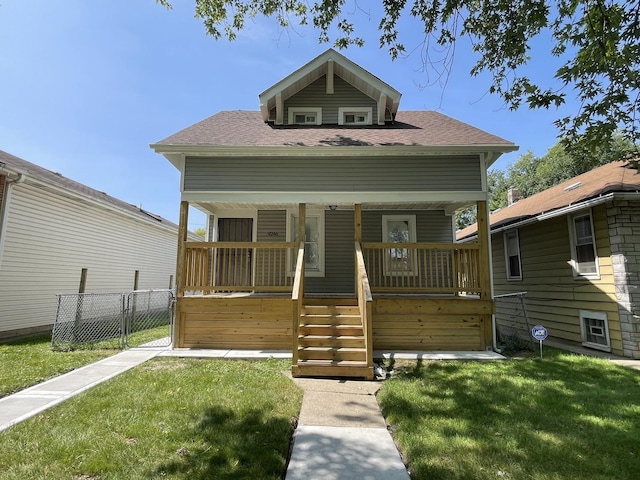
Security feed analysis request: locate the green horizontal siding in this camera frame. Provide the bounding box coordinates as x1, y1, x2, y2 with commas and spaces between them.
184, 156, 482, 192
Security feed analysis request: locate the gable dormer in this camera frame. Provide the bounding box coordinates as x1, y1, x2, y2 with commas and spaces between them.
258, 49, 402, 126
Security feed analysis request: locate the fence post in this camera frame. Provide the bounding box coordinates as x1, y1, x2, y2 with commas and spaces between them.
73, 268, 88, 343
121, 293, 127, 349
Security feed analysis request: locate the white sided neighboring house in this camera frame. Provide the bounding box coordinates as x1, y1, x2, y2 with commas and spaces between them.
0, 150, 198, 341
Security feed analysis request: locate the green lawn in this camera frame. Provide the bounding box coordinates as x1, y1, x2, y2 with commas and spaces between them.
378, 350, 640, 480
0, 335, 116, 397
0, 357, 302, 480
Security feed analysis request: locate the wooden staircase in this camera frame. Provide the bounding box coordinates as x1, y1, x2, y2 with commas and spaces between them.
292, 299, 373, 379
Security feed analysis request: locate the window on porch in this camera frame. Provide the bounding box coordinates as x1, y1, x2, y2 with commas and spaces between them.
289, 212, 325, 276
382, 215, 417, 276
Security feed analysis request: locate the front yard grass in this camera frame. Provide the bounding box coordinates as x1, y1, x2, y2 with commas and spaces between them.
0, 335, 115, 398
0, 357, 302, 480
378, 349, 640, 480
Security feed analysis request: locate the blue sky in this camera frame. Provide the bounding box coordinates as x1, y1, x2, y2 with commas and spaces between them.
0, 1, 575, 229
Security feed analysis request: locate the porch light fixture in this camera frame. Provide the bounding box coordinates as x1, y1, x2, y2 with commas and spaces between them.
329, 205, 338, 211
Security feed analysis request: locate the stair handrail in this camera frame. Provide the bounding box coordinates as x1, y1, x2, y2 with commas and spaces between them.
291, 242, 305, 366
355, 241, 374, 371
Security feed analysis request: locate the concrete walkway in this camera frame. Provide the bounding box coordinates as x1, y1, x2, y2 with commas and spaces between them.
285, 377, 410, 480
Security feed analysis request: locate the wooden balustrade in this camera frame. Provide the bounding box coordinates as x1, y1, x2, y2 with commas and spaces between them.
361, 242, 482, 295
355, 242, 373, 370
180, 241, 298, 294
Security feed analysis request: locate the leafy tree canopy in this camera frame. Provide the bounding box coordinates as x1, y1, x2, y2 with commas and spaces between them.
157, 0, 640, 154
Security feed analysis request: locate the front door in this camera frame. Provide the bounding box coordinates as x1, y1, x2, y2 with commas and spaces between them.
217, 218, 253, 287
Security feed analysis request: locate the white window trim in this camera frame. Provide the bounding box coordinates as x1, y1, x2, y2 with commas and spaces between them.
382, 214, 417, 276
338, 107, 373, 125
288, 107, 322, 125
503, 229, 523, 281
568, 210, 600, 279
579, 310, 611, 352
287, 209, 325, 277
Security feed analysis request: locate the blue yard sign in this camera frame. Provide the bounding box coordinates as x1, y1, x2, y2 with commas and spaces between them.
531, 325, 548, 341
531, 325, 548, 360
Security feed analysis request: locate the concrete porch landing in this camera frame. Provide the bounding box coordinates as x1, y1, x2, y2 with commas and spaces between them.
158, 348, 506, 361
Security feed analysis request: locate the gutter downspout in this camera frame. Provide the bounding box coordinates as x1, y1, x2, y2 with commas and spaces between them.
0, 171, 27, 266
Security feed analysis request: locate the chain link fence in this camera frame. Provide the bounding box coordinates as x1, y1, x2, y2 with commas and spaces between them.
52, 289, 174, 351
493, 292, 534, 349
124, 290, 174, 348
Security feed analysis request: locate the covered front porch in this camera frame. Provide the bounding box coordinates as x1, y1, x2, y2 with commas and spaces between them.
174, 202, 494, 379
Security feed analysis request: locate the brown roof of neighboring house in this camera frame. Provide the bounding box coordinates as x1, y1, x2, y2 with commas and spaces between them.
457, 160, 640, 240
154, 110, 515, 148
0, 149, 180, 230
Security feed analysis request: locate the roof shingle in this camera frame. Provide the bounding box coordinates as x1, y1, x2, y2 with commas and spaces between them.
457, 160, 640, 239
155, 110, 515, 148
0, 150, 178, 229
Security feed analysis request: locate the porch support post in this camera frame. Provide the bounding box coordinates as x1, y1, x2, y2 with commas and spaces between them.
175, 200, 189, 347
354, 203, 362, 243
354, 203, 362, 294
298, 203, 306, 244
477, 200, 494, 348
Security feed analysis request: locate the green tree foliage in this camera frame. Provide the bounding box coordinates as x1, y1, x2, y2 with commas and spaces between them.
455, 169, 508, 229
194, 227, 206, 237
157, 0, 640, 154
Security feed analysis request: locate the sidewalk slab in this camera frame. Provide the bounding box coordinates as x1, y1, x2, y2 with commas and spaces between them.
286, 425, 410, 480
158, 348, 292, 359
298, 390, 386, 428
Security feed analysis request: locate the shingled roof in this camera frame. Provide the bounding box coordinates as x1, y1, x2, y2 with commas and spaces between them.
457, 160, 640, 240
154, 110, 515, 149
0, 149, 179, 231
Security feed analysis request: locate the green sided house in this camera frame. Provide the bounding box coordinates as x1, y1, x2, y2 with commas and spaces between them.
151, 49, 518, 378
457, 161, 640, 359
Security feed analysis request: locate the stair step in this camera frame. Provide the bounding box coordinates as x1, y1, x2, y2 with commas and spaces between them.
292, 360, 373, 379
298, 324, 364, 336
303, 305, 360, 316
300, 313, 361, 325
298, 335, 365, 348
298, 346, 367, 361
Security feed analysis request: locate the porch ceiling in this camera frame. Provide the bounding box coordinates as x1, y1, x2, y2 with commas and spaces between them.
192, 200, 474, 215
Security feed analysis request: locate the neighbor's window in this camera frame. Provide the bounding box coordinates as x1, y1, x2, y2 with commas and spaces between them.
289, 212, 324, 276
382, 215, 417, 275
579, 310, 611, 352
288, 107, 322, 125
338, 107, 372, 125
569, 211, 599, 278
504, 229, 522, 280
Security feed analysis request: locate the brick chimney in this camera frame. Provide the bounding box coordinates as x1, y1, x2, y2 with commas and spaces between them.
508, 187, 520, 206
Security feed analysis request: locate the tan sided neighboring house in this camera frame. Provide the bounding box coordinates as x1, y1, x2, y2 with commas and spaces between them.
0, 150, 199, 341
457, 160, 640, 359
151, 49, 518, 379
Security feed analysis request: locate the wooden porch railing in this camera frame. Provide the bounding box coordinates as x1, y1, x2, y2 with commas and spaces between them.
355, 242, 374, 370
291, 243, 305, 366
181, 241, 298, 294
361, 242, 481, 295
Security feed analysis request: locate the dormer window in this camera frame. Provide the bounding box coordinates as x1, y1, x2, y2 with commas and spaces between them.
288, 107, 322, 125
338, 107, 372, 126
